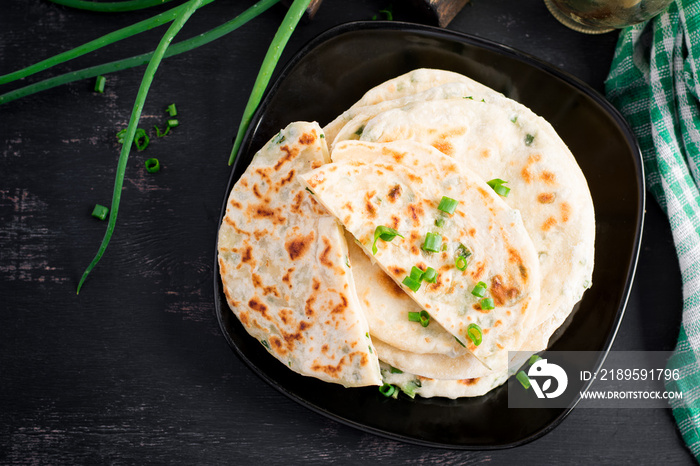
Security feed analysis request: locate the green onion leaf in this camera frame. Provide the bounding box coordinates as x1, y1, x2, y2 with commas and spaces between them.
94, 75, 106, 93
529, 354, 542, 365
422, 232, 442, 253
408, 311, 420, 322
471, 281, 487, 297
517, 370, 531, 389
454, 336, 466, 348
467, 323, 483, 346
379, 383, 396, 397
167, 118, 179, 128
167, 103, 177, 117
402, 276, 421, 292
487, 178, 510, 197
525, 134, 535, 146
390, 366, 403, 374
372, 225, 403, 255
434, 217, 445, 228
437, 196, 458, 214
423, 267, 437, 283
229, 0, 312, 165
144, 158, 160, 173
91, 204, 109, 220
479, 297, 495, 310
410, 266, 424, 281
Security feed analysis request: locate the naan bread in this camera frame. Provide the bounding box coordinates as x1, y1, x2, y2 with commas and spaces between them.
300, 140, 541, 368
217, 121, 382, 387
329, 70, 595, 353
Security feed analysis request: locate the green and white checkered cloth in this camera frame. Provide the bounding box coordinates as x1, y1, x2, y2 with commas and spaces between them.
606, 0, 700, 459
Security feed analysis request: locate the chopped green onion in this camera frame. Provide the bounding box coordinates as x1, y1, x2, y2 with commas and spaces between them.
402, 276, 421, 292
390, 366, 403, 374
167, 103, 177, 117
455, 256, 467, 271
94, 75, 106, 93
423, 267, 437, 283
525, 134, 535, 146
464, 96, 473, 100
467, 323, 483, 346
480, 297, 495, 310
409, 310, 430, 327
410, 266, 424, 281
91, 204, 109, 220
529, 354, 542, 365
260, 339, 271, 350
487, 178, 510, 197
516, 370, 531, 389
154, 125, 170, 137
434, 217, 445, 228
456, 243, 472, 259
422, 232, 442, 253
305, 187, 314, 195
454, 336, 466, 348
167, 118, 179, 128
144, 158, 160, 173
510, 115, 518, 123
437, 196, 458, 214
372, 225, 403, 255
134, 128, 149, 151
471, 281, 487, 297
379, 383, 396, 397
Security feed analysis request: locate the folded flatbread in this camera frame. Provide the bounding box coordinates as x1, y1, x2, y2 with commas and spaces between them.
299, 140, 541, 369
217, 121, 382, 387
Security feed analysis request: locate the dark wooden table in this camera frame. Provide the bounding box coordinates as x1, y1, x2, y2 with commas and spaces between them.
1, 0, 694, 463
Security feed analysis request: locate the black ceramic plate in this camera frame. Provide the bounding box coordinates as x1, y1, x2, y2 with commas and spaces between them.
214, 21, 644, 449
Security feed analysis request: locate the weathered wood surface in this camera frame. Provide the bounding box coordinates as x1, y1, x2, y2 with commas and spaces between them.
0, 0, 693, 464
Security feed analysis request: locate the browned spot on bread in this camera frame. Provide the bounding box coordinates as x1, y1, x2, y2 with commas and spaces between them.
248, 203, 286, 225
312, 278, 320, 291
319, 236, 334, 269
253, 229, 270, 241
390, 215, 400, 230
364, 191, 377, 219
521, 166, 533, 184
538, 192, 556, 204
252, 184, 264, 199
238, 310, 250, 326
469, 228, 477, 237
542, 216, 557, 231
218, 257, 226, 276
332, 295, 349, 314
343, 201, 354, 212
378, 271, 405, 297
388, 184, 402, 202
229, 199, 242, 209
389, 265, 407, 277
490, 275, 520, 306
240, 245, 253, 264
273, 145, 298, 171
298, 132, 315, 145
311, 352, 369, 378
305, 295, 316, 317
248, 297, 269, 319
470, 261, 486, 281
269, 336, 287, 356
459, 378, 479, 386
381, 147, 406, 163
282, 267, 295, 288
561, 201, 571, 222
285, 231, 315, 261
540, 171, 556, 184
278, 169, 295, 188
407, 203, 424, 227
480, 148, 491, 158
278, 308, 292, 325
407, 172, 423, 183
252, 273, 281, 297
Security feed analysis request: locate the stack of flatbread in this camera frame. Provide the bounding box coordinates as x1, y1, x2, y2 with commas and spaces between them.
218, 69, 595, 398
